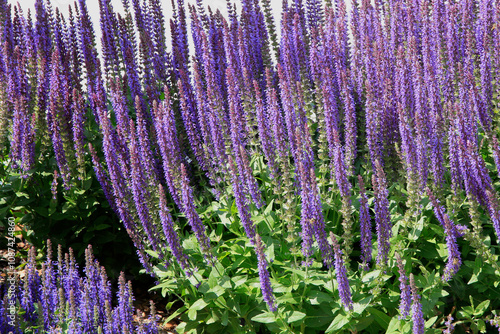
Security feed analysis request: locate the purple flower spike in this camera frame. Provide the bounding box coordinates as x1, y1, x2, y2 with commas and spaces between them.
491, 135, 500, 179
48, 48, 71, 189
332, 129, 351, 200
427, 189, 462, 281
158, 184, 191, 272
21, 247, 40, 324
410, 274, 425, 334
298, 159, 314, 264
330, 233, 353, 311
153, 89, 182, 207
265, 67, 289, 163
358, 176, 372, 270
442, 215, 462, 281
128, 120, 162, 259
51, 170, 58, 200
254, 80, 278, 179
396, 253, 410, 319
373, 160, 392, 266
489, 315, 500, 334
89, 143, 116, 212
308, 167, 333, 267
228, 155, 256, 243
486, 190, 500, 243
180, 164, 213, 262
40, 241, 58, 329
72, 89, 86, 176
255, 234, 277, 312
117, 272, 134, 333
134, 95, 159, 182
239, 144, 263, 208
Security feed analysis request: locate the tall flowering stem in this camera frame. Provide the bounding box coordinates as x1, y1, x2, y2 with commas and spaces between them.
180, 164, 213, 263
229, 155, 256, 243
330, 232, 353, 311
255, 234, 277, 312
410, 274, 425, 334
372, 160, 392, 266
396, 253, 410, 319
358, 175, 372, 270
427, 189, 464, 281
158, 184, 191, 272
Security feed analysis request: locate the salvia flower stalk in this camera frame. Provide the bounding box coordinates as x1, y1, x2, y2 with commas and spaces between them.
330, 232, 353, 311
0, 243, 158, 333
396, 252, 411, 319
410, 274, 425, 334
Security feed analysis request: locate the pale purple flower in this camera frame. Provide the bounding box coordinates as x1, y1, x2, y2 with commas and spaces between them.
443, 315, 454, 334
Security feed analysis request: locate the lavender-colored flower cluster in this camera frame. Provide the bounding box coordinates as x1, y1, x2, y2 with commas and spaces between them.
443, 315, 455, 334
2, 0, 500, 321
0, 241, 158, 334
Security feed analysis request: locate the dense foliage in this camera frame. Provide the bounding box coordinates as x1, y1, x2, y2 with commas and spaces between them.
1, 0, 500, 333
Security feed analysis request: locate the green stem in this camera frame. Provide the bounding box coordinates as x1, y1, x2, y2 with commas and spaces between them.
276, 308, 294, 333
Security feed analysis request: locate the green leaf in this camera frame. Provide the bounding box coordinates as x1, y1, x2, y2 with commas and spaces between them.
74, 189, 86, 195
93, 224, 111, 231
219, 275, 232, 289
164, 306, 187, 323
265, 242, 275, 262
362, 270, 381, 283
305, 313, 335, 329
221, 310, 228, 326
175, 322, 187, 333
231, 275, 247, 287
83, 177, 93, 190
367, 307, 390, 329
190, 299, 208, 311
474, 300, 490, 316
326, 313, 349, 333
264, 199, 274, 216
468, 273, 479, 284
204, 286, 225, 300
188, 308, 197, 321
286, 311, 306, 323
151, 280, 177, 296
251, 311, 276, 324
352, 296, 372, 314
34, 207, 49, 217
15, 191, 29, 199
307, 290, 334, 305
276, 293, 300, 305
386, 316, 402, 334
425, 316, 438, 328
408, 216, 424, 241
477, 319, 486, 332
